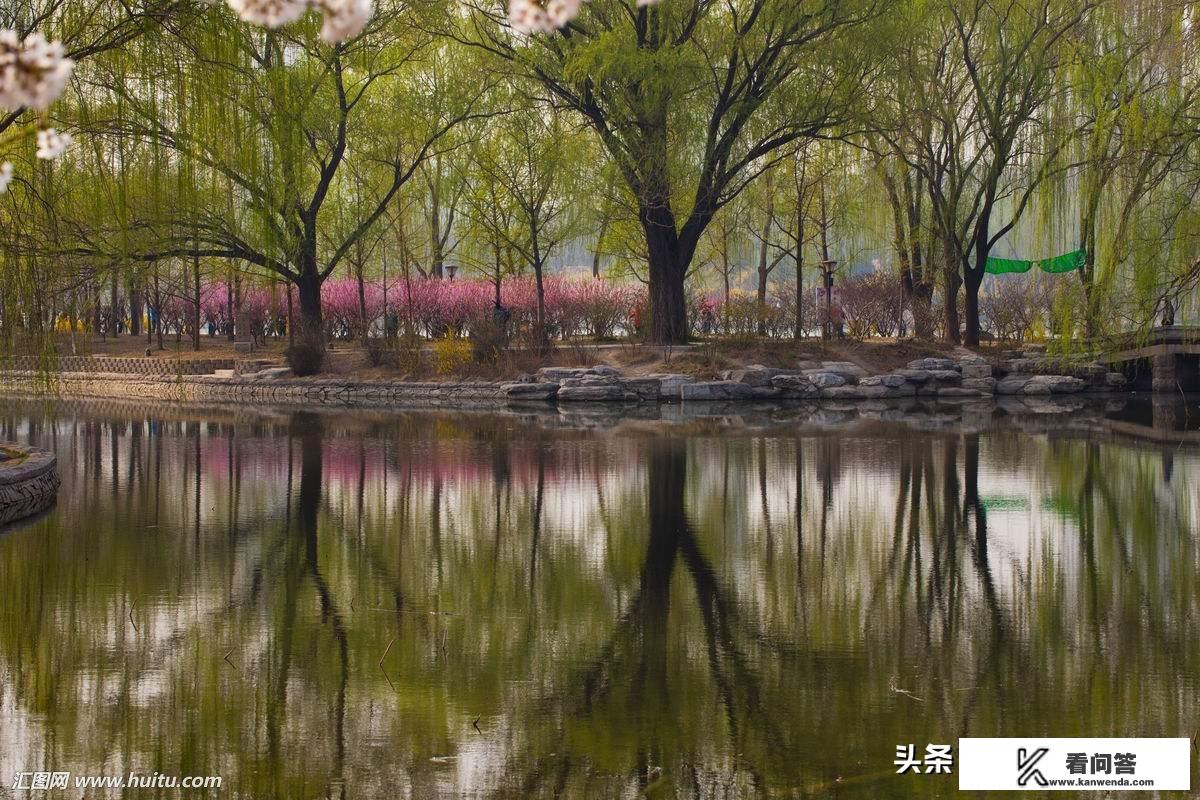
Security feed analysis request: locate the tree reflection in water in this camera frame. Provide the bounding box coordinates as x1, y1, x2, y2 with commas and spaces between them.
0, 400, 1195, 799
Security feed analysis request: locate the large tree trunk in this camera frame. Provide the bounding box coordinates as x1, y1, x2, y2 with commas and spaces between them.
643, 212, 689, 345
963, 228, 989, 347
963, 265, 983, 346
290, 261, 326, 375
637, 119, 692, 346
941, 235, 961, 344
296, 269, 323, 334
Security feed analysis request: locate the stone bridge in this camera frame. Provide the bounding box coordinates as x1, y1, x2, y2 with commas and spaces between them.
1098, 327, 1200, 393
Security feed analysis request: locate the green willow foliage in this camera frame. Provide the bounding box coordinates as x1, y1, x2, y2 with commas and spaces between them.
1, 0, 1199, 354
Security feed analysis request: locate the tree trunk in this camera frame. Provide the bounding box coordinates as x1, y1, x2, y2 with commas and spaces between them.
963, 226, 990, 346
296, 269, 323, 335
226, 277, 235, 341
648, 230, 686, 345
192, 253, 201, 350
356, 263, 368, 341
942, 236, 961, 344
592, 217, 609, 279
643, 213, 689, 345
794, 193, 806, 340
534, 261, 548, 352
963, 265, 983, 347
128, 277, 143, 337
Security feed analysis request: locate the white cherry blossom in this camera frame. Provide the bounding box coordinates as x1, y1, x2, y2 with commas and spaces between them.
35, 127, 72, 160
0, 30, 74, 110
226, 0, 309, 27
313, 0, 373, 43
508, 0, 662, 34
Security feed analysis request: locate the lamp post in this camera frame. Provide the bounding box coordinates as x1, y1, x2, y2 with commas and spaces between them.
819, 259, 838, 340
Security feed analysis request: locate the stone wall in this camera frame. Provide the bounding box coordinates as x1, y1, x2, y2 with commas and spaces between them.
0, 371, 509, 409
0, 444, 60, 527
4, 355, 236, 375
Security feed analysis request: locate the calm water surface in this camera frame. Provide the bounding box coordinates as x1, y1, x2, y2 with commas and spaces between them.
0, 398, 1197, 799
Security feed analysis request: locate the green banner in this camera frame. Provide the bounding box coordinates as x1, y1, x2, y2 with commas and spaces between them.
985, 256, 1033, 274
985, 249, 1086, 275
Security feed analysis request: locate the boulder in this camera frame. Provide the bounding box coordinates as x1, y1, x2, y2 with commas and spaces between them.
1004, 375, 1086, 395
770, 374, 818, 397
1105, 372, 1128, 389
722, 364, 778, 386
560, 375, 621, 388
908, 357, 960, 372
883, 383, 918, 397
680, 381, 757, 401
935, 386, 983, 397
538, 366, 618, 382
995, 376, 1030, 395
960, 362, 994, 380
807, 372, 847, 389
557, 384, 630, 402
503, 382, 560, 400
927, 369, 963, 384
894, 368, 933, 384
624, 377, 667, 401
821, 384, 889, 400
818, 361, 868, 382
643, 373, 694, 399
1029, 376, 1086, 395
880, 374, 909, 388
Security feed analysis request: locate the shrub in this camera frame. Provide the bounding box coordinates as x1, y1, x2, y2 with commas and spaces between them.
469, 314, 510, 364
841, 271, 903, 339
980, 274, 1055, 342
431, 336, 473, 375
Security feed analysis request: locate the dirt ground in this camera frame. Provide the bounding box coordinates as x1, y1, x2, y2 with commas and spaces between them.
26, 333, 1005, 380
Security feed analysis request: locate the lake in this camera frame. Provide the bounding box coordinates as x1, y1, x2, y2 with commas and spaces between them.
0, 397, 1197, 798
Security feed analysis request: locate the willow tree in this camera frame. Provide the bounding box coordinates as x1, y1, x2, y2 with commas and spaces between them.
1061, 0, 1200, 336
877, 0, 1088, 345
1, 0, 191, 138
463, 0, 880, 344
79, 2, 485, 369
466, 102, 581, 349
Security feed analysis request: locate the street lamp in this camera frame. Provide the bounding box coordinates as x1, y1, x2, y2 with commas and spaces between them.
819, 260, 838, 340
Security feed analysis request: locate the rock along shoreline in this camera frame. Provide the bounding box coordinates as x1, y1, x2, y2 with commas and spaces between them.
0, 443, 60, 527
0, 352, 1131, 410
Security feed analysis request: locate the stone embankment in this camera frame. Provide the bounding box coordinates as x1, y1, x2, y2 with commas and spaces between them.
502, 353, 1127, 403
0, 350, 1130, 409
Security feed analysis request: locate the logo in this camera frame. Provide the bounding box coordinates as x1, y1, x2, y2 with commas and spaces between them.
1017, 747, 1049, 787
959, 738, 1190, 791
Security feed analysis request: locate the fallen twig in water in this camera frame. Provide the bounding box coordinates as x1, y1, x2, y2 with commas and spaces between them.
379, 637, 395, 690
888, 678, 924, 702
